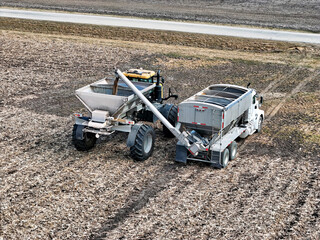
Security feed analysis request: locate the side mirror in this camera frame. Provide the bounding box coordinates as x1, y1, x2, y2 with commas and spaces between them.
161, 77, 165, 83
259, 96, 263, 107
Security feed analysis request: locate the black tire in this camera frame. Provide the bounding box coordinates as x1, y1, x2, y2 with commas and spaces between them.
228, 141, 237, 160
256, 116, 263, 133
130, 124, 155, 161
220, 148, 230, 168
163, 105, 178, 138
72, 124, 96, 151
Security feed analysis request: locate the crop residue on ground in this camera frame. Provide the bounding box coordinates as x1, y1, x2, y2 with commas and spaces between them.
0, 30, 319, 239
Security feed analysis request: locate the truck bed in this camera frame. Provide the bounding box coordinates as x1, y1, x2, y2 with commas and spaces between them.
178, 84, 253, 135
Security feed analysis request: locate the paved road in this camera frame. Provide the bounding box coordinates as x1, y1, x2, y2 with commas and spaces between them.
1, 8, 320, 44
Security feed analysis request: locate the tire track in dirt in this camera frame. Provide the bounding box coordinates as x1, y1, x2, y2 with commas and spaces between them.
309, 191, 320, 227
238, 68, 319, 152
222, 68, 315, 227
91, 68, 313, 238
90, 164, 200, 240
232, 70, 319, 236
240, 69, 319, 236
260, 67, 302, 96
237, 66, 302, 152
79, 61, 314, 238
277, 167, 318, 239
265, 69, 319, 120
305, 161, 320, 236
237, 70, 318, 182
95, 69, 306, 238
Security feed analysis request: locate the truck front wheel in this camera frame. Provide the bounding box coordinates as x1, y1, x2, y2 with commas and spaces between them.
72, 124, 96, 151
130, 124, 155, 161
256, 116, 263, 133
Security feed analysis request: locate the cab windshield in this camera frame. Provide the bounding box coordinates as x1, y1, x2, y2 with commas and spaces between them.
128, 77, 155, 83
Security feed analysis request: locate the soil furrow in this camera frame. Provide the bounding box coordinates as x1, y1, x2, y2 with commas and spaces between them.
90, 163, 195, 239
277, 168, 317, 239
266, 71, 319, 119
1, 28, 320, 239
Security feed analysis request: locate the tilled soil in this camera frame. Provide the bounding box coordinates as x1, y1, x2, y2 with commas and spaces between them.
1, 31, 320, 239
1, 0, 320, 32
3, 18, 318, 55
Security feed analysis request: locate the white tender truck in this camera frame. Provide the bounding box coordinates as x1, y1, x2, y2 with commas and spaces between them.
176, 84, 264, 167
73, 69, 264, 168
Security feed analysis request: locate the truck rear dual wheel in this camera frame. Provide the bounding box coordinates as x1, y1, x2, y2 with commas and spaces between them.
228, 141, 237, 160
220, 141, 237, 168
220, 148, 230, 168
72, 124, 96, 151
130, 124, 155, 161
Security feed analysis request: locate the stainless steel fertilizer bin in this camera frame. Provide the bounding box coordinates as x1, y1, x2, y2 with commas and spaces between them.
75, 78, 155, 117
178, 84, 252, 136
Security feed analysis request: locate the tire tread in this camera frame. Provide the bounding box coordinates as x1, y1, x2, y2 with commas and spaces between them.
72, 124, 96, 151
163, 105, 178, 138
130, 125, 155, 161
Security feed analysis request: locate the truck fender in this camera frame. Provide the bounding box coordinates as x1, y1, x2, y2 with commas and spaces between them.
127, 124, 143, 147
254, 111, 264, 130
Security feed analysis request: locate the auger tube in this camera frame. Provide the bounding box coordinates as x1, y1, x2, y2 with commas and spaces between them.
116, 69, 184, 140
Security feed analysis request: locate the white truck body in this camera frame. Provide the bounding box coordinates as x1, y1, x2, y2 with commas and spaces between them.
176, 84, 264, 167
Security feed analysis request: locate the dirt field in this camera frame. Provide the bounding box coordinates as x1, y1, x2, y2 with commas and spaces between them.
1, 0, 320, 32
1, 20, 320, 239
